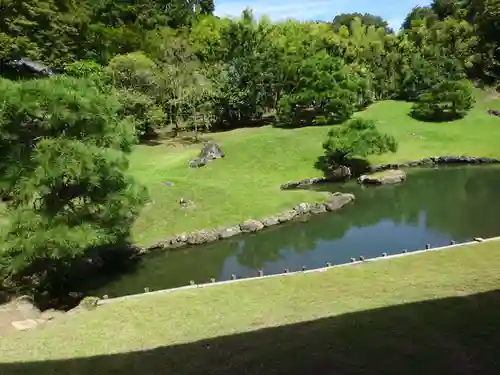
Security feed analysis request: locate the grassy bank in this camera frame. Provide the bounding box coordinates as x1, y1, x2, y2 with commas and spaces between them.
1, 240, 500, 374
131, 92, 500, 244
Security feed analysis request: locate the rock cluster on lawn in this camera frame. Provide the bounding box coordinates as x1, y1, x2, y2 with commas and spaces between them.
358, 169, 406, 185
143, 192, 355, 253
189, 142, 225, 168
281, 156, 500, 190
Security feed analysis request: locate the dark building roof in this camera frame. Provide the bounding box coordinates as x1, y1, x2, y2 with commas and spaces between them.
6, 58, 55, 76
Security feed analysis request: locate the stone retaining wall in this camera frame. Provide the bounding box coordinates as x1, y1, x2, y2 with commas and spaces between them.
280, 156, 500, 190
140, 193, 355, 254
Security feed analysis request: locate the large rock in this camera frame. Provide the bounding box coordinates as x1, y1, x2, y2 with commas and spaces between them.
358, 169, 406, 185
327, 165, 352, 181
188, 157, 208, 168
186, 229, 219, 245
278, 210, 297, 223
240, 220, 265, 233
310, 203, 327, 214
262, 217, 280, 227
324, 193, 355, 211
294, 203, 311, 215
218, 225, 242, 239
199, 142, 225, 160
188, 142, 225, 168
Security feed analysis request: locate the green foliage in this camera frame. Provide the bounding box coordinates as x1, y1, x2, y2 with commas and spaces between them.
400, 52, 465, 101
411, 80, 476, 121
331, 13, 392, 33
106, 52, 160, 94
0, 76, 146, 291
402, 6, 439, 29
277, 52, 359, 126
322, 119, 398, 168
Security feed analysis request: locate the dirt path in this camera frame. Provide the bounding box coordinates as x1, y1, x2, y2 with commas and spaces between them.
0, 298, 66, 335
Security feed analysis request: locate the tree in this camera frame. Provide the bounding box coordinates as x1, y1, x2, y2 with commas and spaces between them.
399, 51, 465, 101
0, 76, 147, 294
277, 51, 361, 126
322, 118, 398, 169
105, 52, 168, 137
402, 6, 438, 29
332, 13, 392, 33
411, 80, 476, 121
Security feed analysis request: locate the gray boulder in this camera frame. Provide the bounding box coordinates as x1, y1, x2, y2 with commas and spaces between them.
358, 169, 406, 185
218, 225, 242, 239
327, 165, 352, 181
199, 142, 225, 160
324, 193, 355, 211
278, 210, 297, 223
187, 230, 218, 245
310, 203, 327, 214
294, 203, 311, 215
262, 217, 280, 227
188, 157, 208, 168
240, 219, 265, 233
188, 142, 225, 168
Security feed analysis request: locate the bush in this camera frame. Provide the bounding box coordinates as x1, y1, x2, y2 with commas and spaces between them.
411, 80, 475, 121
322, 118, 398, 170
0, 76, 147, 296
106, 52, 160, 95
118, 89, 167, 137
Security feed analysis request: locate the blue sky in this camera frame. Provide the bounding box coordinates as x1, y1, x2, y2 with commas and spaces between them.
214, 0, 432, 31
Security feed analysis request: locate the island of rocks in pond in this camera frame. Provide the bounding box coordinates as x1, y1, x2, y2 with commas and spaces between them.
280, 156, 500, 190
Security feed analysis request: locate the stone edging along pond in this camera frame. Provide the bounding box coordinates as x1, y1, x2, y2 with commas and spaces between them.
280, 156, 500, 190
140, 192, 355, 254
137, 156, 500, 255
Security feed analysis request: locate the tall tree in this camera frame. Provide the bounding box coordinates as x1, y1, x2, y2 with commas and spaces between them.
0, 76, 146, 292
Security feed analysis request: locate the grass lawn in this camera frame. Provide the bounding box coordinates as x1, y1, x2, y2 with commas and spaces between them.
130, 91, 500, 245
1, 240, 500, 374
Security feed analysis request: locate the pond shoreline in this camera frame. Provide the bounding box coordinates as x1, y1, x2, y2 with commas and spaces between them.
280, 156, 500, 190
100, 236, 500, 305
137, 156, 500, 256
140, 192, 356, 255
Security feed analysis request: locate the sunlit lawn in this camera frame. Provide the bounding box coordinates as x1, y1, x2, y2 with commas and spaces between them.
1, 240, 499, 374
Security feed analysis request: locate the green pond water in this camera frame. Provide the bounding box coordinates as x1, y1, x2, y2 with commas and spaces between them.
94, 165, 500, 298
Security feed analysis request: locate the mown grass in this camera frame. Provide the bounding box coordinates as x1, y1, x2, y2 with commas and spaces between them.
1, 240, 500, 374
131, 92, 500, 244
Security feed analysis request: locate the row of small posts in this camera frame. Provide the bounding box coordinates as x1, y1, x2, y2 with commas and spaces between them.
102, 239, 478, 299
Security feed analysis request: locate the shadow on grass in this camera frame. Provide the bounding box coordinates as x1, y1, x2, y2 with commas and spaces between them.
408, 110, 464, 123
314, 155, 371, 178
2, 290, 500, 375
2, 244, 142, 311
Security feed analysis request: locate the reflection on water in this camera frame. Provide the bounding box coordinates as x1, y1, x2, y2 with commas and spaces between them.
94, 165, 500, 298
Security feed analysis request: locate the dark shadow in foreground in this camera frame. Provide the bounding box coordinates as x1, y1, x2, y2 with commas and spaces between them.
2, 290, 500, 375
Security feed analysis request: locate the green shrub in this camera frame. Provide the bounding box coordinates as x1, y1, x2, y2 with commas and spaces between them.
322, 118, 398, 169
106, 52, 160, 95
118, 89, 167, 137
411, 80, 475, 121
